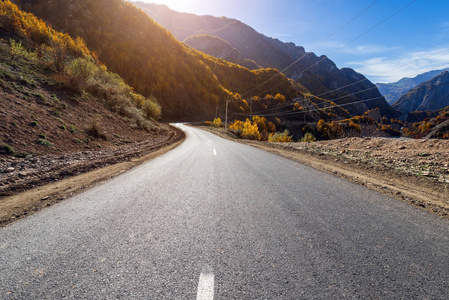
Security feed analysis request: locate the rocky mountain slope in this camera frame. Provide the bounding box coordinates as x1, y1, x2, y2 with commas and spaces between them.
377, 69, 449, 105
392, 71, 449, 115
0, 1, 167, 158
133, 1, 400, 118
184, 34, 261, 69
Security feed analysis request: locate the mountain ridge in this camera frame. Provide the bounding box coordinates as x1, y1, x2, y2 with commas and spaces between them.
376, 68, 449, 105
392, 71, 449, 115
132, 1, 400, 118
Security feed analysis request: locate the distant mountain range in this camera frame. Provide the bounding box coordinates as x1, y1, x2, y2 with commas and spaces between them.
392, 71, 449, 115
132, 2, 399, 118
376, 68, 449, 105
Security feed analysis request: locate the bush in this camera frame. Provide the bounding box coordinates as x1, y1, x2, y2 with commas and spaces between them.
213, 117, 222, 127
36, 138, 52, 146
301, 132, 316, 143
349, 121, 361, 132
10, 39, 38, 61
252, 116, 267, 132
241, 119, 260, 140
229, 119, 244, 133
0, 144, 14, 155
86, 117, 106, 138
268, 129, 293, 143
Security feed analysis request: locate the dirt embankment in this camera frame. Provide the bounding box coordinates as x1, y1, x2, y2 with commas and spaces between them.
201, 126, 449, 219
0, 126, 185, 227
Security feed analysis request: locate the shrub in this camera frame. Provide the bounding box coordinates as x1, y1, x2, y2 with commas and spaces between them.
30, 121, 39, 127
252, 116, 267, 132
267, 121, 276, 133
268, 129, 293, 143
212, 117, 222, 127
301, 132, 316, 143
10, 39, 37, 61
38, 134, 46, 139
36, 138, 52, 146
140, 95, 161, 119
86, 117, 105, 138
241, 119, 260, 140
349, 121, 361, 132
205, 121, 212, 126
229, 119, 244, 132
274, 93, 286, 103
0, 144, 14, 155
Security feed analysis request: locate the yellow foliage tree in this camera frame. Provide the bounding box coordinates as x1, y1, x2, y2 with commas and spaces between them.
213, 117, 222, 127
274, 93, 286, 104
241, 118, 260, 140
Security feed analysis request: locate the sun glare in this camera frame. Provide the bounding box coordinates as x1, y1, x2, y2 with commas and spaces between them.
143, 0, 210, 15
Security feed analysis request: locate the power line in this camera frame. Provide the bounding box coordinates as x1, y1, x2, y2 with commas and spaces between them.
244, 62, 449, 118
326, 0, 381, 39
240, 0, 417, 102
240, 0, 381, 99
237, 79, 449, 118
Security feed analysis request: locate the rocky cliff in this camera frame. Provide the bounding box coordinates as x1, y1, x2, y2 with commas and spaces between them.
393, 71, 449, 115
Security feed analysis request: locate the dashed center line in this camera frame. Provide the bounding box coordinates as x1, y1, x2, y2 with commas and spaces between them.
213, 149, 217, 156
196, 271, 214, 300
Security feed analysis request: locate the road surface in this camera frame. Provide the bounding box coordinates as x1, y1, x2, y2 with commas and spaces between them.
1, 124, 448, 299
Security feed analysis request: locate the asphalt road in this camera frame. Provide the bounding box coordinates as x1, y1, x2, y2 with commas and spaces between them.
1, 124, 449, 299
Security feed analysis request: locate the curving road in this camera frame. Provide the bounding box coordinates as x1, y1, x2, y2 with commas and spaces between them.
1, 124, 449, 299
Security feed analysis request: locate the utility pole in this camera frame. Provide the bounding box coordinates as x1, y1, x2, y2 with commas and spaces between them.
225, 98, 230, 130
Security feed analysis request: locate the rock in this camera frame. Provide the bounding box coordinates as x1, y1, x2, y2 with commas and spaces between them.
6, 167, 15, 172
398, 146, 406, 150
41, 196, 50, 201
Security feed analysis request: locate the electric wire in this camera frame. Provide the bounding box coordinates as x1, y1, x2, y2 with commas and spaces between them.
237, 79, 449, 118
239, 0, 382, 99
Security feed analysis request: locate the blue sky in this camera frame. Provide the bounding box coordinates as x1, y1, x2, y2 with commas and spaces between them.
136, 0, 449, 83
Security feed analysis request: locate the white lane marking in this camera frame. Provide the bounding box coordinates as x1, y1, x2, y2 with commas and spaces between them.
213, 149, 217, 156
197, 272, 214, 300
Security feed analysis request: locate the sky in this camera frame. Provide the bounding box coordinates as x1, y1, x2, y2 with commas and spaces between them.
135, 0, 449, 83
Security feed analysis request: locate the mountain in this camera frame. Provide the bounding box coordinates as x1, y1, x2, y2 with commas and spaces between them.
376, 69, 449, 105
392, 71, 449, 115
132, 1, 399, 118
184, 34, 261, 70
14, 0, 302, 121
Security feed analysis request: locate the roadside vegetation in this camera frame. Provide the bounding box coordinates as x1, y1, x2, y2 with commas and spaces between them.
0, 1, 165, 157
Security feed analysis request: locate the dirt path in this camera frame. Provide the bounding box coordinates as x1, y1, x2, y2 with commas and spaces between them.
200, 126, 449, 219
0, 126, 185, 227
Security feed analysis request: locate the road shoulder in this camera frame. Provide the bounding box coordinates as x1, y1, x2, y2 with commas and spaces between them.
199, 126, 449, 220
0, 126, 185, 227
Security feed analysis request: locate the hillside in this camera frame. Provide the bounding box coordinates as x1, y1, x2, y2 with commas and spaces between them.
376, 69, 449, 105
184, 34, 261, 70
392, 71, 449, 115
0, 1, 166, 158
133, 1, 400, 118
14, 0, 304, 121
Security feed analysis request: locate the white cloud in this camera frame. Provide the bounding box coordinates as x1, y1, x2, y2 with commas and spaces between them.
339, 44, 399, 56
346, 46, 449, 83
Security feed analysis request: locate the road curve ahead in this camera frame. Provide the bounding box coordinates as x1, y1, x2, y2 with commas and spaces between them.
1, 124, 448, 299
